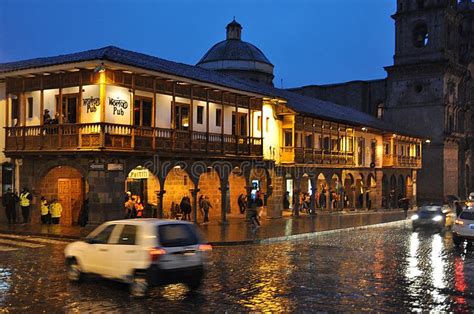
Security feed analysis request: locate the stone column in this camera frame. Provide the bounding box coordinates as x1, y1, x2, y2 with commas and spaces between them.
155, 190, 166, 218
191, 187, 200, 224
310, 177, 317, 214
375, 169, 383, 209
266, 169, 283, 218
219, 179, 229, 224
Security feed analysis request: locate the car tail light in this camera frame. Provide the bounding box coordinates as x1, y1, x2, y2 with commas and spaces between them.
198, 244, 212, 252
455, 219, 465, 225
149, 247, 166, 262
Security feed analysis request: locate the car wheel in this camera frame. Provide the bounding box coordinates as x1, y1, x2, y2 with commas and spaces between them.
130, 272, 149, 298
66, 258, 83, 283
186, 277, 202, 291
453, 235, 463, 247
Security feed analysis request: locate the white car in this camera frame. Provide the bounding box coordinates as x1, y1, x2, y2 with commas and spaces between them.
452, 209, 474, 246
64, 219, 212, 297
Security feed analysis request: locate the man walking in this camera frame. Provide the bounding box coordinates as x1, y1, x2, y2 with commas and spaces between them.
2, 188, 18, 224
19, 187, 32, 224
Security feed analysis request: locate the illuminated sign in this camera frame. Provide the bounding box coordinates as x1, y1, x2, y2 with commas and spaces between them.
83, 96, 100, 113
108, 97, 128, 116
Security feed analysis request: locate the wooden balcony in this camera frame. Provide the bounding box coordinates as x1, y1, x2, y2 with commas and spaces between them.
5, 123, 263, 158
383, 154, 421, 168
281, 147, 354, 166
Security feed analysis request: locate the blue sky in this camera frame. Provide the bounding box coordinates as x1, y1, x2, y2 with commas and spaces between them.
0, 0, 396, 87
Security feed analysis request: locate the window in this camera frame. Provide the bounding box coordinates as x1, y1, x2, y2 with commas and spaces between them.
331, 138, 339, 151
118, 225, 137, 245
216, 108, 222, 127
283, 129, 292, 147
385, 143, 390, 155
158, 224, 199, 247
305, 134, 313, 148
232, 112, 247, 136
257, 115, 261, 132
57, 94, 78, 124
371, 140, 376, 164
377, 103, 384, 119
323, 136, 330, 152
295, 132, 302, 148
88, 225, 116, 244
27, 97, 33, 119
134, 98, 153, 127
197, 106, 204, 125
266, 117, 269, 132
174, 103, 190, 130
413, 23, 429, 48
11, 97, 19, 124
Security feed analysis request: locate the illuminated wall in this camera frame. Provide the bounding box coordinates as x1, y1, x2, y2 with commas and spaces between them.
105, 85, 131, 125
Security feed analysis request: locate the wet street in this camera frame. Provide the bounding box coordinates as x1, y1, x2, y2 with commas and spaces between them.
1, 221, 474, 312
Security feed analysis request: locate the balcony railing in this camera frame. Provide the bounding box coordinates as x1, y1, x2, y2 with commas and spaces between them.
5, 123, 263, 157
281, 147, 354, 166
383, 154, 421, 168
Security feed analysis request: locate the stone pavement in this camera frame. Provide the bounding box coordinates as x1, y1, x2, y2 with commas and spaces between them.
0, 209, 411, 246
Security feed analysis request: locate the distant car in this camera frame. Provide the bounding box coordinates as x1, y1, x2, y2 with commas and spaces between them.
64, 219, 212, 297
452, 209, 474, 246
411, 204, 447, 232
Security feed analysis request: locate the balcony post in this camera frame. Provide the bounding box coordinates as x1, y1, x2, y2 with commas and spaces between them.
221, 92, 224, 154
206, 89, 209, 153
189, 86, 193, 152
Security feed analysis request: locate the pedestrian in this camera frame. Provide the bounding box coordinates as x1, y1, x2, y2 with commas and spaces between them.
135, 196, 144, 218
455, 201, 464, 217
202, 196, 212, 224
19, 187, 32, 224
180, 196, 192, 221
124, 196, 135, 218
124, 191, 132, 203
40, 196, 50, 224
283, 191, 290, 211
247, 193, 260, 228
199, 195, 205, 219
49, 199, 63, 224
43, 109, 51, 124
401, 199, 409, 219
2, 188, 18, 224
238, 193, 247, 214
320, 187, 326, 209
78, 199, 89, 227
366, 190, 371, 210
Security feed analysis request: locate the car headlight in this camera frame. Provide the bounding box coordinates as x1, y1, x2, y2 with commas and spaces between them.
432, 215, 443, 222
411, 214, 419, 220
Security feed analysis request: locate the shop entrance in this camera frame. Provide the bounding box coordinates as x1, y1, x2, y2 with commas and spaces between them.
39, 166, 84, 226
126, 166, 160, 217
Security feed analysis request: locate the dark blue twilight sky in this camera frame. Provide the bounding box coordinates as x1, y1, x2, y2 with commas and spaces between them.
0, 0, 396, 88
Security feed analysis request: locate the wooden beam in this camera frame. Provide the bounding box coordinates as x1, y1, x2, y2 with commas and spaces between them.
206, 89, 210, 153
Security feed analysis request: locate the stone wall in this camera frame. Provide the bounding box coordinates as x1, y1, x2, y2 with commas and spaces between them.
162, 168, 194, 218
229, 172, 246, 215
198, 171, 221, 217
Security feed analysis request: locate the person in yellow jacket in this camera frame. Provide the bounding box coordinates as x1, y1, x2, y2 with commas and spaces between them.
49, 199, 63, 225
40, 196, 50, 224
19, 187, 32, 224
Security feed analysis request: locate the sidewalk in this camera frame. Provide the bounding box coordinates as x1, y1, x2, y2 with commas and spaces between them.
0, 209, 411, 246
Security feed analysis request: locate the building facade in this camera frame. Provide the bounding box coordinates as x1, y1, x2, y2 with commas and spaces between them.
0, 22, 422, 226
291, 0, 474, 203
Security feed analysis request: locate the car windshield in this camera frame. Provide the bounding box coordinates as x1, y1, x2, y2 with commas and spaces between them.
158, 224, 199, 247
460, 211, 474, 221
419, 205, 442, 214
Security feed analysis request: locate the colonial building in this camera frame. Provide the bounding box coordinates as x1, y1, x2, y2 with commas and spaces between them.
0, 20, 422, 226
291, 0, 474, 203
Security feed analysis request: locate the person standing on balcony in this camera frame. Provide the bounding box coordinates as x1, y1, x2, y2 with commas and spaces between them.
43, 109, 51, 124
19, 188, 32, 224
2, 188, 18, 224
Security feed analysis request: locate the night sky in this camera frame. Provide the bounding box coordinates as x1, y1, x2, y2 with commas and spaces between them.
0, 0, 396, 88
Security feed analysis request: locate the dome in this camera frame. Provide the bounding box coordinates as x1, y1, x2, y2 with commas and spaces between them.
197, 19, 274, 86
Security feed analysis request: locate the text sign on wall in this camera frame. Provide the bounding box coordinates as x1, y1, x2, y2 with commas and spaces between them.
108, 97, 128, 116
83, 96, 100, 113
128, 169, 149, 179
107, 163, 124, 171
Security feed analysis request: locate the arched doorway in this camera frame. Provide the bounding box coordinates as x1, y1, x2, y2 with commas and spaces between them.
398, 175, 405, 199
198, 169, 222, 219
390, 175, 397, 208
229, 167, 247, 216
406, 176, 414, 200
317, 173, 328, 209
163, 166, 194, 219
284, 172, 294, 209
343, 173, 354, 208
330, 174, 341, 209
367, 174, 376, 210
126, 165, 160, 217
355, 174, 364, 208
382, 174, 389, 208
39, 166, 84, 226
